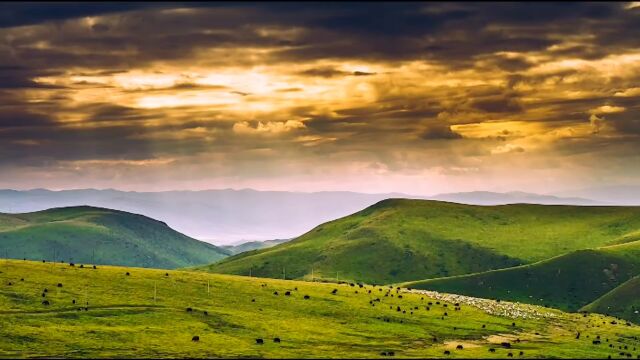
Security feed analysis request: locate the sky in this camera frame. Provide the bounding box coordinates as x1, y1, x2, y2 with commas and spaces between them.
0, 2, 639, 196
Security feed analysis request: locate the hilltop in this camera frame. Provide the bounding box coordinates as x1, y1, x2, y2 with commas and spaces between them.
0, 260, 638, 358
200, 199, 640, 284
0, 206, 227, 269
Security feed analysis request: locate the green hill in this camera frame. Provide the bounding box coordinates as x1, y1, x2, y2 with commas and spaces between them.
0, 206, 227, 269
403, 240, 640, 312
581, 275, 640, 324
1, 259, 639, 358
199, 199, 640, 284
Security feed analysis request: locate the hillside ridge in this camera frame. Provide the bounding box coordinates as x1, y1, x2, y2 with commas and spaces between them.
0, 206, 227, 269
200, 199, 640, 283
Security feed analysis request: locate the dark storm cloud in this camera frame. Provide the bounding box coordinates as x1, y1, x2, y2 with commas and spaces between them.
0, 2, 185, 28
480, 55, 535, 72
85, 104, 159, 122
0, 75, 62, 89
0, 2, 639, 192
546, 44, 611, 61
266, 2, 637, 64
4, 2, 638, 70
612, 117, 640, 135
0, 119, 222, 166
298, 67, 373, 78
0, 110, 54, 128
471, 96, 523, 114
0, 66, 65, 89
420, 125, 463, 140
0, 124, 149, 163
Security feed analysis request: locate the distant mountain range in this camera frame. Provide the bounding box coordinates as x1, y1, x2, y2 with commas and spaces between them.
552, 185, 640, 206
221, 239, 291, 255
430, 190, 605, 206
0, 187, 633, 245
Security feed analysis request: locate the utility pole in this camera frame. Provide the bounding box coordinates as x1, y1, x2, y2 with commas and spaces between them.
282, 267, 286, 280
311, 268, 314, 282
249, 267, 252, 277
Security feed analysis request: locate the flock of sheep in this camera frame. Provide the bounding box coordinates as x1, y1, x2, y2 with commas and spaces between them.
408, 289, 558, 320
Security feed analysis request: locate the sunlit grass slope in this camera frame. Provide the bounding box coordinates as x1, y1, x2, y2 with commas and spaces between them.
200, 199, 640, 284
0, 206, 227, 269
582, 275, 640, 324
404, 240, 640, 312
1, 259, 640, 358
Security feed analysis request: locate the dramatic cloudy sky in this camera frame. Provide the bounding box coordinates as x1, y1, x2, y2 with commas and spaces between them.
1, 2, 639, 195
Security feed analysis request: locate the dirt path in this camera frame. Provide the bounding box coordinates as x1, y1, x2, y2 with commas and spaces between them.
0, 304, 167, 315
443, 341, 482, 349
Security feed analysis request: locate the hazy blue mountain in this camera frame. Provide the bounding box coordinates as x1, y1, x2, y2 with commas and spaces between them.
552, 185, 640, 206
0, 188, 603, 244
222, 239, 291, 255
431, 191, 606, 206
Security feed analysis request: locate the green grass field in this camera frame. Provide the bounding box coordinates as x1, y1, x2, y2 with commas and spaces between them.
1, 259, 640, 358
582, 275, 640, 324
403, 240, 640, 313
201, 199, 640, 284
0, 206, 227, 269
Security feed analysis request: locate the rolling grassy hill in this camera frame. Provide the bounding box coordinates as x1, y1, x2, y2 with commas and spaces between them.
199, 199, 640, 284
1, 260, 639, 358
0, 206, 227, 269
582, 275, 640, 324
403, 240, 640, 312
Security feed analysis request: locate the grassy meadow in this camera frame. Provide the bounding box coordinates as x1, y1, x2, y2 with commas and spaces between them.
583, 275, 640, 325
1, 259, 640, 358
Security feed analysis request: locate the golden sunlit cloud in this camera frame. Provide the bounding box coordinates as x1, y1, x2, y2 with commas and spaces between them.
67, 158, 177, 168
0, 2, 639, 195
626, 2, 640, 10
589, 105, 626, 114
614, 88, 640, 97
491, 144, 525, 155
233, 120, 306, 134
